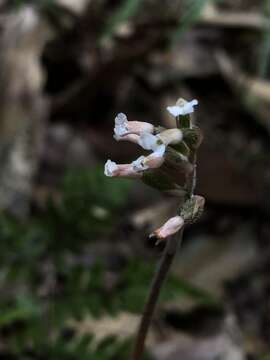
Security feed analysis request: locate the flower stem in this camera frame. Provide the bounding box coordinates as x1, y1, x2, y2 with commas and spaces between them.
130, 230, 183, 360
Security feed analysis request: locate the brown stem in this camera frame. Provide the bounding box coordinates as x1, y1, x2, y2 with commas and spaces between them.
130, 230, 183, 360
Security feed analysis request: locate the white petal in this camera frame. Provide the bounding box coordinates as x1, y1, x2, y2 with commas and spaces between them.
152, 144, 166, 157
115, 113, 128, 125
167, 99, 198, 117
104, 159, 117, 177
132, 156, 149, 171
114, 124, 127, 137
167, 106, 183, 117
138, 132, 160, 151
114, 113, 128, 137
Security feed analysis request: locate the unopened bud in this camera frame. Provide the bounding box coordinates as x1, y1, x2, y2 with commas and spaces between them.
180, 195, 205, 224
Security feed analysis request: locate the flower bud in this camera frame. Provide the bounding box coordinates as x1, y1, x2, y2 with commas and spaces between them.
150, 216, 184, 242
180, 195, 205, 224
182, 126, 203, 150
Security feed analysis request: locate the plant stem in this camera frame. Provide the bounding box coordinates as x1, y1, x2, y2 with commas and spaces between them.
130, 230, 183, 360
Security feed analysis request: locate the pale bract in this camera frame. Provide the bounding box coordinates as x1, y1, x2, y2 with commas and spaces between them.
167, 99, 198, 117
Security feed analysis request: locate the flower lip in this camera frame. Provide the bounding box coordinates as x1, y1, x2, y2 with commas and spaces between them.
114, 113, 128, 137
104, 159, 118, 177
138, 132, 166, 157
167, 99, 198, 117
132, 156, 149, 171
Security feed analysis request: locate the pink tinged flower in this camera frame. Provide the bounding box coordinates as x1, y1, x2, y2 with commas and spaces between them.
157, 129, 183, 146
104, 159, 141, 178
150, 216, 184, 242
113, 113, 154, 142
132, 152, 164, 172
167, 99, 198, 117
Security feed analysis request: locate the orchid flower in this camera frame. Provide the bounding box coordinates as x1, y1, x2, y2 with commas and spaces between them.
167, 98, 198, 117
114, 113, 154, 142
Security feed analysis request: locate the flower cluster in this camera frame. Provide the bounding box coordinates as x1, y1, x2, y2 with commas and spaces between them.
104, 98, 204, 241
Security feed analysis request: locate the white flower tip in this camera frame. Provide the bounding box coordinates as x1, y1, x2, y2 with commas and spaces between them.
115, 113, 127, 125
166, 106, 180, 117
138, 132, 159, 151
132, 156, 149, 171
167, 98, 198, 117
104, 159, 117, 177
113, 134, 121, 141
152, 144, 166, 157
114, 113, 128, 138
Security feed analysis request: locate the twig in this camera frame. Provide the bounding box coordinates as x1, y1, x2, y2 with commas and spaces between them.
130, 229, 183, 360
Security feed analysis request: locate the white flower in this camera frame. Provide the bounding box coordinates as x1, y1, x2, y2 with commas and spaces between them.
114, 113, 154, 141
167, 99, 198, 117
138, 132, 166, 157
104, 159, 142, 178
104, 160, 118, 177
132, 152, 164, 172
114, 113, 128, 139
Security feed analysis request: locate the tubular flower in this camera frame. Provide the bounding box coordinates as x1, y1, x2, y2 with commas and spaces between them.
132, 152, 165, 172
104, 160, 142, 178
150, 216, 184, 242
114, 113, 154, 142
167, 98, 198, 117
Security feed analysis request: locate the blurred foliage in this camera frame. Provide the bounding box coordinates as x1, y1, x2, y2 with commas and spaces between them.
8, 0, 56, 8
0, 165, 216, 357
46, 335, 151, 360
45, 166, 131, 253
257, 0, 270, 77
171, 0, 213, 44
102, 0, 144, 41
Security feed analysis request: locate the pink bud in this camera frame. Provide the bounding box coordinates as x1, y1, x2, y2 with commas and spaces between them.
150, 216, 184, 241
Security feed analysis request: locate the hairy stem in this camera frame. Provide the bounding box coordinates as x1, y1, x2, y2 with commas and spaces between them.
130, 230, 183, 360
